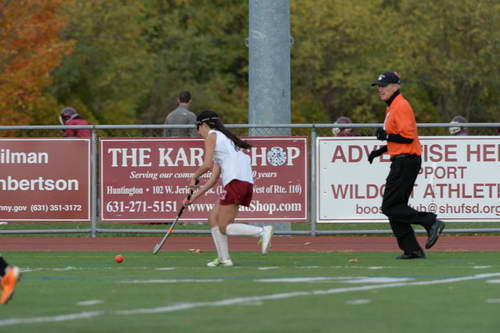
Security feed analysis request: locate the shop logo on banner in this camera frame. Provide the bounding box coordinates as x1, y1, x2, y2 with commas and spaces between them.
251, 146, 301, 167
267, 147, 287, 166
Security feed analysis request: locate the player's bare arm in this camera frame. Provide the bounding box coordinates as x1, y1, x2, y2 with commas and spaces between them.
189, 132, 216, 188
184, 164, 221, 206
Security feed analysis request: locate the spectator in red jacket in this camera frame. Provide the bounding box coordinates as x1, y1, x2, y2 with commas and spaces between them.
448, 115, 469, 136
59, 107, 91, 138
331, 116, 361, 137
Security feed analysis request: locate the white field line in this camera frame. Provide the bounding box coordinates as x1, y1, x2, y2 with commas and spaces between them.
77, 300, 104, 306
346, 277, 414, 284
117, 272, 500, 315
0, 312, 103, 326
122, 279, 224, 284
2, 272, 500, 327
486, 299, 500, 303
257, 266, 280, 270
346, 299, 371, 305
21, 266, 78, 273
256, 277, 347, 283
253, 276, 413, 283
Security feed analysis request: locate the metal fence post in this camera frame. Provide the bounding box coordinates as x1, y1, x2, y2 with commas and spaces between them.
310, 125, 317, 236
91, 129, 98, 238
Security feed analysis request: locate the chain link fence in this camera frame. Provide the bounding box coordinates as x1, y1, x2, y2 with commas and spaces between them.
1, 122, 499, 237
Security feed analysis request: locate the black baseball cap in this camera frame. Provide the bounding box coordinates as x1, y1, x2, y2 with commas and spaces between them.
371, 72, 401, 87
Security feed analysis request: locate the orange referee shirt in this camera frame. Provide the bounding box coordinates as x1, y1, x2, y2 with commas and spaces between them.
383, 94, 421, 157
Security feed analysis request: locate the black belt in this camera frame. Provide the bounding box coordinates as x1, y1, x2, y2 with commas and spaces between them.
390, 154, 418, 161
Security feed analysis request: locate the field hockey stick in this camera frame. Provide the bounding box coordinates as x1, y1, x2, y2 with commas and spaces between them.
152, 180, 198, 255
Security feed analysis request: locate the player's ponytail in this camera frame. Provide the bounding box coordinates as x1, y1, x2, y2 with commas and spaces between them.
196, 110, 251, 150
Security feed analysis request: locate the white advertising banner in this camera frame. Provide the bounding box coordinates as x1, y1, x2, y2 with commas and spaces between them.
317, 136, 500, 223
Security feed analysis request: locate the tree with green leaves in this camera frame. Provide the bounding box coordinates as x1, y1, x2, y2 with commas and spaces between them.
290, 0, 499, 124
4, 0, 497, 131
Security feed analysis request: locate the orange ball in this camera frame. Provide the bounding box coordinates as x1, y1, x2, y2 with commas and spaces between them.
114, 254, 124, 263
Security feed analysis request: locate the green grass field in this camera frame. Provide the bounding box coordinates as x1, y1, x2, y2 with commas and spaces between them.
1, 251, 500, 332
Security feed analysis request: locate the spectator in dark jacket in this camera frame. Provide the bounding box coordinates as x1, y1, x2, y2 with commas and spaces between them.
163, 91, 197, 137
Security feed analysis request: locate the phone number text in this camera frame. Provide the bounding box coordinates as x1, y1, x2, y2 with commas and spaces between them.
31, 204, 83, 212
105, 200, 178, 213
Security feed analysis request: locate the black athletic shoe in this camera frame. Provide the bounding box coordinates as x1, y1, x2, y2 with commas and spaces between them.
425, 220, 446, 249
396, 250, 426, 260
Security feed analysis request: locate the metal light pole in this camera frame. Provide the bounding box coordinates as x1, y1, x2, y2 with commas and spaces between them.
248, 0, 292, 232
248, 0, 291, 135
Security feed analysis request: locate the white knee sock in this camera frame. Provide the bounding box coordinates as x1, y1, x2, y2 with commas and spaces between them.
210, 227, 222, 259
211, 227, 230, 261
226, 223, 263, 237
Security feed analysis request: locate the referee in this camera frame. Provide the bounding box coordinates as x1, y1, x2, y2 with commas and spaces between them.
368, 72, 445, 259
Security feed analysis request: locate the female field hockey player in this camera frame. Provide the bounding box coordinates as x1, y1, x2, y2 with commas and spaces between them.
184, 110, 274, 267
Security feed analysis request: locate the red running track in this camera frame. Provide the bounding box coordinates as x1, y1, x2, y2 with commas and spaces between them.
1, 236, 500, 252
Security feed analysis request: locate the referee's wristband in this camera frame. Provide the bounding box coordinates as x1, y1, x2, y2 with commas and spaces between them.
387, 134, 413, 144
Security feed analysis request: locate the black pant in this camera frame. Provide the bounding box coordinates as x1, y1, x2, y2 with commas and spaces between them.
381, 155, 436, 253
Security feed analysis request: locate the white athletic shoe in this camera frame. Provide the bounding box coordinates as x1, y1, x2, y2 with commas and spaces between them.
207, 258, 234, 267
260, 226, 274, 254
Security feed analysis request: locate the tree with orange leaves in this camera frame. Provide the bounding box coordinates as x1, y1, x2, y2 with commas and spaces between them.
0, 0, 74, 126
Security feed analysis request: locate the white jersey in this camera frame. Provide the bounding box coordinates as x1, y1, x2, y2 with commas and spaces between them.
209, 129, 253, 186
